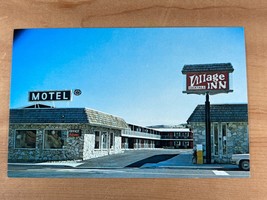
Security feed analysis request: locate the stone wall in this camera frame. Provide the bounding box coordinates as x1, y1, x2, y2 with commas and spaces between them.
190, 122, 249, 163
227, 122, 249, 155
9, 123, 123, 162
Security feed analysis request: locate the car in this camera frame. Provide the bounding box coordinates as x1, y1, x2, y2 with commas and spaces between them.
231, 154, 250, 171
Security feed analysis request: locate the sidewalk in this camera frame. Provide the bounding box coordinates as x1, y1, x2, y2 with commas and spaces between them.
141, 152, 238, 170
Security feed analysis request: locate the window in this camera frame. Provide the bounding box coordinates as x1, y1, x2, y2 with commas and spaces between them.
222, 123, 227, 155
110, 132, 114, 149
214, 123, 219, 155
94, 131, 100, 149
102, 132, 108, 149
44, 130, 66, 149
15, 130, 36, 148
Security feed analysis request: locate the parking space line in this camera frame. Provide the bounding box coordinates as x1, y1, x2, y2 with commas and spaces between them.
212, 170, 229, 176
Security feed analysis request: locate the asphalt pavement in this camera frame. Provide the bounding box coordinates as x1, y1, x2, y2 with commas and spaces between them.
8, 149, 239, 170
77, 149, 182, 168
8, 149, 247, 178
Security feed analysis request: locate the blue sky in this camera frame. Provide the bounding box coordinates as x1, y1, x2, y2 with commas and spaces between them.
10, 27, 247, 126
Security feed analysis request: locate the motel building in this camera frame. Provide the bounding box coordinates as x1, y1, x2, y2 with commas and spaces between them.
159, 128, 193, 149
148, 125, 193, 149
8, 104, 192, 162
181, 63, 249, 164
187, 103, 249, 164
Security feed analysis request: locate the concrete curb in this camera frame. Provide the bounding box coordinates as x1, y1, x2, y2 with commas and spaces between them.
140, 165, 239, 170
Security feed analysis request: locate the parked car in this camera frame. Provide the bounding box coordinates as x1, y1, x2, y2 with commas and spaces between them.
231, 154, 250, 171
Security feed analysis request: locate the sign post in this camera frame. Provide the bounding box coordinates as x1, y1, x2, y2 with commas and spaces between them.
205, 93, 211, 164
182, 63, 234, 164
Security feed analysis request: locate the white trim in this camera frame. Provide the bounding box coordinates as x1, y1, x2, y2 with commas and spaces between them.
153, 128, 190, 132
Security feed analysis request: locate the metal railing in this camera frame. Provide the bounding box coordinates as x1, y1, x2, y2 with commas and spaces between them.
161, 136, 193, 139
122, 129, 161, 140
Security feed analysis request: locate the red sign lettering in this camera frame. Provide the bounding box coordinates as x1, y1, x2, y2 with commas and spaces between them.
68, 130, 81, 137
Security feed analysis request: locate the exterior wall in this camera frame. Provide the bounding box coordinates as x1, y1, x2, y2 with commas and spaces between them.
82, 128, 123, 160
9, 124, 85, 162
82, 130, 95, 160
227, 122, 249, 155
160, 131, 193, 149
114, 134, 122, 152
191, 122, 206, 150
190, 122, 249, 163
133, 139, 155, 149
121, 137, 156, 149
9, 123, 123, 162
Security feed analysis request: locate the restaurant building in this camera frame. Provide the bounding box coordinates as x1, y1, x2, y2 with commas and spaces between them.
187, 104, 249, 164
9, 107, 129, 162
8, 106, 191, 162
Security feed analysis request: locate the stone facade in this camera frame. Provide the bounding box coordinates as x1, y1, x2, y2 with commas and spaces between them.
187, 104, 249, 164
8, 123, 123, 162
190, 121, 249, 163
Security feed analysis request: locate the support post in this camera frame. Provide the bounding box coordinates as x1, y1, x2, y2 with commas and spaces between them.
205, 93, 211, 164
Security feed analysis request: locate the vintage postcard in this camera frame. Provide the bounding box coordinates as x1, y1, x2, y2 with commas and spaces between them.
8, 27, 249, 178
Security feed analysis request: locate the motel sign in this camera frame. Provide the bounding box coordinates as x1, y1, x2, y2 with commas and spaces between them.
187, 71, 229, 91
182, 63, 234, 95
182, 63, 234, 164
29, 90, 72, 102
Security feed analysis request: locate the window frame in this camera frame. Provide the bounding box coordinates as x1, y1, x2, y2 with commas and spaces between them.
222, 123, 227, 155
213, 123, 219, 156
14, 129, 37, 149
43, 129, 67, 150
101, 131, 108, 149
94, 130, 101, 150
109, 132, 114, 149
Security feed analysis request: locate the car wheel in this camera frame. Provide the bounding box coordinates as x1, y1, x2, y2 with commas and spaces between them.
239, 160, 250, 171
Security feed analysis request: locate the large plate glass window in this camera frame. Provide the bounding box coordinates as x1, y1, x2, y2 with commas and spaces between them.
44, 130, 67, 149
15, 130, 37, 148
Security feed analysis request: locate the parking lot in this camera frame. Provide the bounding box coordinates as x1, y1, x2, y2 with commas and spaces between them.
8, 149, 249, 178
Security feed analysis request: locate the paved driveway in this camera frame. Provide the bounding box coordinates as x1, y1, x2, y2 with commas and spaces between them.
77, 149, 191, 168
